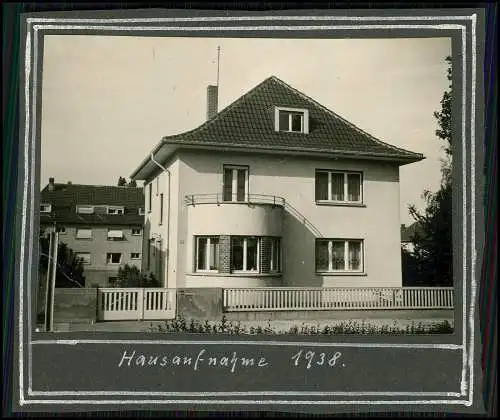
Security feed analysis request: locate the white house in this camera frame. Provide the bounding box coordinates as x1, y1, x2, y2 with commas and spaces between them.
130, 76, 425, 292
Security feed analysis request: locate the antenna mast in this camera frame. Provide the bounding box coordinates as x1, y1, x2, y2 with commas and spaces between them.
216, 45, 221, 87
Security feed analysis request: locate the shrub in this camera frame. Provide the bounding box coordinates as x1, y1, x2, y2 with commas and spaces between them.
151, 315, 453, 335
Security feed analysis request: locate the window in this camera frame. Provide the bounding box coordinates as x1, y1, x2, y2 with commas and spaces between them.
56, 226, 66, 234
315, 171, 362, 203
107, 206, 124, 215
275, 107, 309, 134
223, 165, 248, 202
138, 207, 145, 216
159, 193, 164, 225
107, 229, 124, 240
195, 237, 219, 272
75, 252, 91, 265
76, 205, 94, 214
40, 204, 52, 213
106, 253, 122, 264
270, 238, 281, 272
148, 183, 152, 212
131, 228, 142, 236
231, 236, 259, 272
315, 239, 363, 272
75, 228, 92, 239
131, 252, 141, 260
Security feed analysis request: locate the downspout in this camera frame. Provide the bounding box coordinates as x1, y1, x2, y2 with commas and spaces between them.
149, 152, 171, 289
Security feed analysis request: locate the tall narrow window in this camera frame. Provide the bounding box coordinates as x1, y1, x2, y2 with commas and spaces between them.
315, 171, 363, 203
270, 238, 281, 272
159, 193, 164, 225
222, 165, 248, 202
196, 237, 219, 271
231, 236, 259, 272
148, 183, 152, 212
315, 239, 364, 273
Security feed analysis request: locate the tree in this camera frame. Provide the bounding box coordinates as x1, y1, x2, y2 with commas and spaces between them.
403, 56, 453, 287
118, 176, 137, 187
38, 230, 86, 288
115, 264, 160, 288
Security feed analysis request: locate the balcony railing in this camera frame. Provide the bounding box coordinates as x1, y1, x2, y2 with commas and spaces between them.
223, 287, 454, 312
185, 193, 285, 207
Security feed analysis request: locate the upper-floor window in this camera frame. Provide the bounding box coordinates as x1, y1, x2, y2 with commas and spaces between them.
223, 165, 249, 202
107, 206, 124, 215
76, 205, 94, 214
75, 228, 92, 239
315, 239, 363, 273
107, 229, 124, 240
275, 107, 309, 134
106, 252, 122, 265
131, 228, 142, 236
40, 204, 52, 213
75, 252, 91, 265
315, 170, 362, 203
130, 252, 141, 260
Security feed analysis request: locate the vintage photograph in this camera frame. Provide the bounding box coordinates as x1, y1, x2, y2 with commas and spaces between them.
36, 35, 454, 335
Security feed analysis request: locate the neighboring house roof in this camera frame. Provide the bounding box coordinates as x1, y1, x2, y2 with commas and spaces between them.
131, 75, 425, 180
40, 183, 144, 226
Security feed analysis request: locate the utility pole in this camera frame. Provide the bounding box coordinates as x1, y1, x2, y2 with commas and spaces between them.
44, 230, 59, 332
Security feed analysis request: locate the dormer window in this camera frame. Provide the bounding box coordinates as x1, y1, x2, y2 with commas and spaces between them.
275, 107, 309, 134
107, 206, 124, 215
40, 204, 52, 213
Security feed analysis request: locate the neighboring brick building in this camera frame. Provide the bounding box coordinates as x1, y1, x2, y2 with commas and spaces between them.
39, 180, 145, 287
130, 76, 425, 290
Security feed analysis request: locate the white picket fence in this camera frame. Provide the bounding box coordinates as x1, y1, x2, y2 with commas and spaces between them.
97, 288, 176, 321
223, 287, 454, 312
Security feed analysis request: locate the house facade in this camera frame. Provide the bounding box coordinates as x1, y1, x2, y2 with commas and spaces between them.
130, 76, 424, 291
39, 179, 145, 287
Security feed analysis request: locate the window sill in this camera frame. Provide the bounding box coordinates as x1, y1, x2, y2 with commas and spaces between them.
316, 201, 366, 207
188, 272, 283, 278
316, 271, 367, 276
76, 238, 93, 240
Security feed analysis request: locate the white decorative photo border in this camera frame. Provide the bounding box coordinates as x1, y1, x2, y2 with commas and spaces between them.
18, 12, 479, 408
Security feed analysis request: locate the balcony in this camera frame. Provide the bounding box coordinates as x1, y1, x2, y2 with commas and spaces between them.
185, 193, 285, 236
184, 193, 285, 207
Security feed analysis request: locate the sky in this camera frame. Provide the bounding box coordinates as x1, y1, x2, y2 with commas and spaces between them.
40, 35, 451, 226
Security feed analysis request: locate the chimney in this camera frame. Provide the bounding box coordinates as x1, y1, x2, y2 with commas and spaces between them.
48, 177, 55, 191
206, 85, 218, 120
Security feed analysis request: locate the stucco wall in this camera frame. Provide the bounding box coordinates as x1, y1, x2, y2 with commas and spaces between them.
143, 158, 179, 288
172, 150, 403, 289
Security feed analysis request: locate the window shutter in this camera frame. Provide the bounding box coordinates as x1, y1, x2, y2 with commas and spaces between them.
260, 237, 272, 274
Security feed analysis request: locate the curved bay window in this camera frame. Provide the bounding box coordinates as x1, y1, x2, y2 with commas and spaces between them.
194, 235, 281, 275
